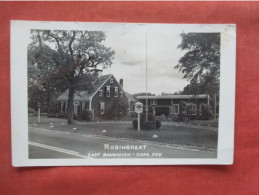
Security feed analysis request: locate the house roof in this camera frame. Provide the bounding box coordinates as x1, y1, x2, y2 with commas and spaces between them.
125, 92, 136, 102
57, 74, 135, 102
88, 74, 112, 98
57, 90, 92, 102
137, 94, 210, 100
57, 74, 112, 102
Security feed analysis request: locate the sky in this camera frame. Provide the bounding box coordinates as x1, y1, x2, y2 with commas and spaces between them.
102, 31, 189, 95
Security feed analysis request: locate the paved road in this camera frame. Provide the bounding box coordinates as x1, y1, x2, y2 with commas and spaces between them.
29, 127, 217, 159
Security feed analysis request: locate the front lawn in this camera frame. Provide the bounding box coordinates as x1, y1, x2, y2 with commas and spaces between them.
190, 119, 218, 127
30, 117, 218, 152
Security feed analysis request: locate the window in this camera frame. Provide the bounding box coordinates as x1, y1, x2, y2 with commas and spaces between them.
110, 78, 114, 83
150, 99, 157, 105
82, 102, 85, 111
100, 102, 105, 114
174, 104, 179, 114
106, 86, 110, 97
192, 104, 197, 115
99, 90, 102, 97
114, 87, 118, 97
61, 102, 66, 113
120, 90, 123, 98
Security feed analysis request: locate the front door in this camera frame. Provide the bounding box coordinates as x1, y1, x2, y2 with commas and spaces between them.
73, 101, 79, 117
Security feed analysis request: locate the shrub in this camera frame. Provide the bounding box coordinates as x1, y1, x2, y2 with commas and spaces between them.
156, 120, 161, 129
140, 113, 155, 122
130, 112, 138, 119
46, 105, 58, 118
104, 100, 128, 119
132, 113, 161, 130
57, 113, 66, 118
142, 121, 156, 130
132, 119, 138, 129
160, 114, 167, 121
81, 110, 93, 121
171, 114, 184, 122
200, 104, 214, 120
48, 106, 58, 114
170, 114, 178, 121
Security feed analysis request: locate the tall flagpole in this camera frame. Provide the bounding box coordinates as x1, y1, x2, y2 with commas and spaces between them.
146, 32, 148, 122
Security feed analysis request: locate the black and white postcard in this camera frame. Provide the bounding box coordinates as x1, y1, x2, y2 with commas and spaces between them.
11, 21, 236, 166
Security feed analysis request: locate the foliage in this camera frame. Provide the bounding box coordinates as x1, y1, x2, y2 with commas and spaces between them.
199, 103, 214, 120
161, 91, 183, 95
175, 33, 220, 100
28, 30, 115, 124
81, 110, 93, 121
170, 113, 186, 122
170, 114, 180, 121
175, 33, 220, 114
132, 119, 138, 129
104, 99, 128, 119
28, 42, 67, 112
175, 33, 220, 83
155, 120, 161, 129
129, 112, 138, 119
47, 103, 58, 114
132, 113, 161, 130
142, 121, 155, 130
132, 118, 161, 130
133, 92, 155, 99
140, 112, 155, 121
28, 85, 43, 110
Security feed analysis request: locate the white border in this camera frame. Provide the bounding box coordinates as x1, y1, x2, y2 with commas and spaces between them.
11, 21, 236, 166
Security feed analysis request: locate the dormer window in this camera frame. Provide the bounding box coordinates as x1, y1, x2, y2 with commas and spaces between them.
150, 99, 157, 105
106, 86, 110, 97
114, 87, 118, 97
110, 78, 114, 83
99, 90, 102, 97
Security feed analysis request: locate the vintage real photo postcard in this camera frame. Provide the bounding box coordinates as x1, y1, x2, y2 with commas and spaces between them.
11, 21, 236, 166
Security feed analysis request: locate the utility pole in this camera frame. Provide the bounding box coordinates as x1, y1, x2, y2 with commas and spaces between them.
145, 32, 148, 122
37, 102, 41, 124
214, 93, 217, 119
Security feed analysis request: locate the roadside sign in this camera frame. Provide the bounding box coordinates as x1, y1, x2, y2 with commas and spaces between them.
135, 102, 143, 114
135, 102, 143, 132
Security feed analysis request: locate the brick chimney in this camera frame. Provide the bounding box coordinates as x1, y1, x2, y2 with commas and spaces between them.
119, 79, 123, 89
94, 69, 103, 77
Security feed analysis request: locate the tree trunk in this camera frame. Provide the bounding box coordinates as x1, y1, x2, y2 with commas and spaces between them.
67, 87, 75, 124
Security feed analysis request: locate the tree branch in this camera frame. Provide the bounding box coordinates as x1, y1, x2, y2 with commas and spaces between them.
68, 31, 76, 60
47, 32, 62, 52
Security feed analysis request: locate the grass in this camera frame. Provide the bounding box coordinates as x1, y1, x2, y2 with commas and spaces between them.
190, 119, 218, 127
29, 116, 218, 152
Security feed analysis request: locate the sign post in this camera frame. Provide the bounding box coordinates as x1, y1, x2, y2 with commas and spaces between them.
135, 102, 143, 131
37, 102, 41, 124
